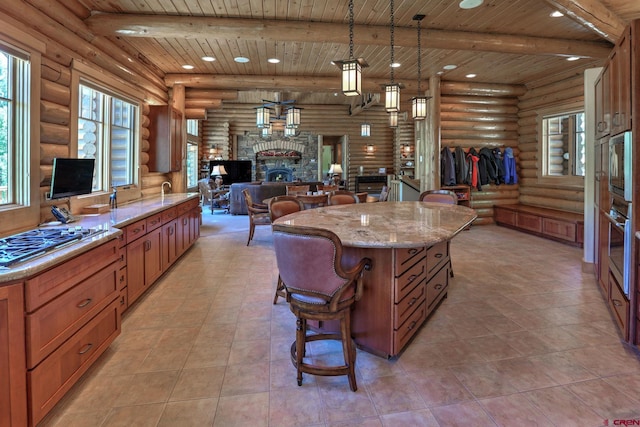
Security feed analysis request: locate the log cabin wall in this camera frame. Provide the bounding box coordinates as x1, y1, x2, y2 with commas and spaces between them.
440, 82, 524, 225
201, 104, 396, 191
517, 74, 585, 213
0, 2, 172, 223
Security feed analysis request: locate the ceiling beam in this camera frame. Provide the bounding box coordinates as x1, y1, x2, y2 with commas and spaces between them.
543, 0, 626, 42
85, 13, 612, 59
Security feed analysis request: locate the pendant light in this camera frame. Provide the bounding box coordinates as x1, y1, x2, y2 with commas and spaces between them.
411, 15, 428, 120
285, 106, 301, 128
384, 0, 400, 114
361, 122, 371, 137
389, 111, 398, 128
333, 0, 366, 96
255, 106, 271, 128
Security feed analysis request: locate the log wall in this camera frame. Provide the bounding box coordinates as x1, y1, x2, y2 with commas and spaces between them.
440, 82, 524, 225
517, 74, 585, 213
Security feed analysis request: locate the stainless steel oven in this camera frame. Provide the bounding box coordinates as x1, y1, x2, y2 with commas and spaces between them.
608, 199, 632, 297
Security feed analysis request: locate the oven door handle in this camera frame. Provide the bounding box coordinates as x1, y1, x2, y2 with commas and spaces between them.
605, 212, 627, 230
623, 218, 632, 297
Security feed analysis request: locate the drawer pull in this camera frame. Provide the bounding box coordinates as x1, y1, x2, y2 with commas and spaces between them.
612, 299, 622, 307
434, 253, 443, 259
407, 320, 417, 331
434, 284, 443, 290
77, 298, 92, 308
119, 254, 125, 262
119, 296, 126, 305
408, 297, 418, 307
132, 227, 143, 235
119, 275, 125, 283
408, 248, 418, 255
407, 274, 418, 284
78, 343, 93, 355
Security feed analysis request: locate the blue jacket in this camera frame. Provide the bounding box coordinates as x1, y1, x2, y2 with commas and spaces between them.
503, 147, 518, 184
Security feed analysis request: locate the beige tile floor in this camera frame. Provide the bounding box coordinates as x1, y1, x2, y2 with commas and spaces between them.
41, 211, 640, 426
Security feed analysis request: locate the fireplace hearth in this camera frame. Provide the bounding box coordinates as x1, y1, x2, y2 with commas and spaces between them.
266, 167, 294, 182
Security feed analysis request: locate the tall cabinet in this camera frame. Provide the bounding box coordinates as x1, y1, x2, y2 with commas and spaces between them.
148, 105, 183, 172
593, 20, 637, 344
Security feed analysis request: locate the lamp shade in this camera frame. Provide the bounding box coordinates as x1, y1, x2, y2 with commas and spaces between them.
329, 163, 343, 174
340, 59, 362, 96
210, 165, 227, 177
389, 110, 398, 128
286, 107, 301, 128
361, 122, 371, 137
261, 124, 272, 137
411, 96, 428, 120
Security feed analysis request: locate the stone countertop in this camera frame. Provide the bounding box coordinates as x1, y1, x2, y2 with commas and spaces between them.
0, 193, 199, 282
274, 201, 477, 248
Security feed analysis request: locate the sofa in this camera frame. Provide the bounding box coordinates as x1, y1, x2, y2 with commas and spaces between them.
229, 181, 322, 215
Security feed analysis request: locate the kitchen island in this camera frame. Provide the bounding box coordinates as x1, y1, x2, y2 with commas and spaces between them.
274, 201, 477, 357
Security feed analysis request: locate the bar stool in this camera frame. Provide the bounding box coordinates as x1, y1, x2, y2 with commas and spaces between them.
272, 224, 371, 391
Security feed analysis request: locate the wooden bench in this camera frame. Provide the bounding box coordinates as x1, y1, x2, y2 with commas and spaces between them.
494, 204, 584, 247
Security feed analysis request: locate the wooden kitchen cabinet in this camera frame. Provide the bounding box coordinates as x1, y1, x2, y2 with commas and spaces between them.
126, 226, 162, 305
148, 105, 183, 172
609, 26, 632, 136
594, 64, 610, 139
0, 283, 27, 427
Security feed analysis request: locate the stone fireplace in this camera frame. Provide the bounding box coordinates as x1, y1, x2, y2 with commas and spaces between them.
265, 167, 294, 182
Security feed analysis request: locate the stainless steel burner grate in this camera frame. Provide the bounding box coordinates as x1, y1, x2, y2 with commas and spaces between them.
0, 226, 104, 267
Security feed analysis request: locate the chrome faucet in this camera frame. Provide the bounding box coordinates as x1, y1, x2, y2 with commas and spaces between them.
161, 181, 172, 199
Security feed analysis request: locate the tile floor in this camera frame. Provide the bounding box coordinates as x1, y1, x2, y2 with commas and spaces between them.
40, 212, 640, 426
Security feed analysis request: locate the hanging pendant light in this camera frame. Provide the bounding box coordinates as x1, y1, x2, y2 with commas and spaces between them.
361, 122, 371, 137
261, 123, 272, 137
256, 106, 271, 128
411, 14, 429, 120
384, 0, 400, 114
389, 111, 398, 128
285, 106, 301, 128
333, 0, 367, 96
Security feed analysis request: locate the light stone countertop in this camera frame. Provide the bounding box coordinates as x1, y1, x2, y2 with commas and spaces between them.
0, 193, 199, 282
273, 201, 477, 248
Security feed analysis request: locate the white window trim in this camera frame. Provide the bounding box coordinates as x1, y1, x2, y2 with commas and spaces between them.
70, 60, 143, 208
0, 23, 43, 233
537, 101, 585, 188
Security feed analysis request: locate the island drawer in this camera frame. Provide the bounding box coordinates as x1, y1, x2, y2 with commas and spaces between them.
394, 278, 426, 326
394, 247, 426, 276
426, 241, 449, 275
124, 218, 147, 243
393, 299, 427, 353
426, 264, 449, 311
146, 213, 163, 232
161, 206, 178, 223
394, 260, 426, 303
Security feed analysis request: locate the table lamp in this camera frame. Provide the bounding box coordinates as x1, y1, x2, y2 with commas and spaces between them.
329, 163, 343, 186
211, 165, 228, 186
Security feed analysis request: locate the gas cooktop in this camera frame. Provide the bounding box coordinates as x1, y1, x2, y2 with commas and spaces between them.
0, 226, 105, 268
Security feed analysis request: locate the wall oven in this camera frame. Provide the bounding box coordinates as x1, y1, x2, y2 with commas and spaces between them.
607, 199, 632, 298
609, 131, 632, 202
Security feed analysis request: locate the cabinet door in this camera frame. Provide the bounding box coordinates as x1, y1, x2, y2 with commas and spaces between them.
144, 227, 163, 286
0, 283, 28, 427
594, 65, 610, 139
148, 106, 183, 173
126, 237, 146, 304
610, 27, 631, 135
162, 220, 178, 269
177, 212, 191, 256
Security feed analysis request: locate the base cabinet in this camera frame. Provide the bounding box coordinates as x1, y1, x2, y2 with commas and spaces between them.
0, 283, 27, 427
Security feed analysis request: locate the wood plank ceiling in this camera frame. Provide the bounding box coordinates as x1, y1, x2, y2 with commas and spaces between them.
74, 0, 640, 106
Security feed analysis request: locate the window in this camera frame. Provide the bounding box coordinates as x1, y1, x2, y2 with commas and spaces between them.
78, 83, 138, 191
540, 108, 585, 184
186, 119, 199, 189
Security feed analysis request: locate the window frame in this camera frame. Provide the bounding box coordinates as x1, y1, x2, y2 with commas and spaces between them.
0, 25, 43, 233
537, 101, 585, 187
185, 119, 200, 190
70, 61, 143, 207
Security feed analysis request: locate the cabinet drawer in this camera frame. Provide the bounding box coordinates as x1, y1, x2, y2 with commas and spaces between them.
393, 300, 426, 354
118, 287, 128, 312
117, 245, 127, 269
394, 247, 425, 276
394, 279, 426, 326
25, 240, 118, 312
26, 263, 118, 368
394, 260, 426, 303
543, 218, 576, 242
118, 266, 127, 291
177, 199, 198, 215
426, 241, 448, 275
609, 272, 629, 340
146, 213, 163, 232
516, 213, 542, 233
161, 206, 178, 223
125, 218, 147, 243
495, 208, 516, 226
28, 299, 120, 426
426, 264, 449, 311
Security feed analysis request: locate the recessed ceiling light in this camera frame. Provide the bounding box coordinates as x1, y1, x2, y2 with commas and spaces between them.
550, 11, 564, 18
443, 64, 457, 70
182, 64, 194, 70
459, 0, 483, 9
390, 62, 401, 68
268, 58, 280, 64
436, 71, 444, 75
566, 56, 580, 61
201, 56, 216, 62
234, 56, 250, 63
465, 73, 477, 78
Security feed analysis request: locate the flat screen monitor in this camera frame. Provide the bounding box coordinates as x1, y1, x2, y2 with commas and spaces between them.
209, 160, 252, 185
49, 158, 96, 199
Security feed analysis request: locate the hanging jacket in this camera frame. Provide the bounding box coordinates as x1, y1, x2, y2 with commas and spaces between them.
454, 146, 469, 185
503, 147, 518, 184
491, 147, 506, 185
466, 148, 482, 191
479, 147, 499, 185
440, 147, 456, 186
